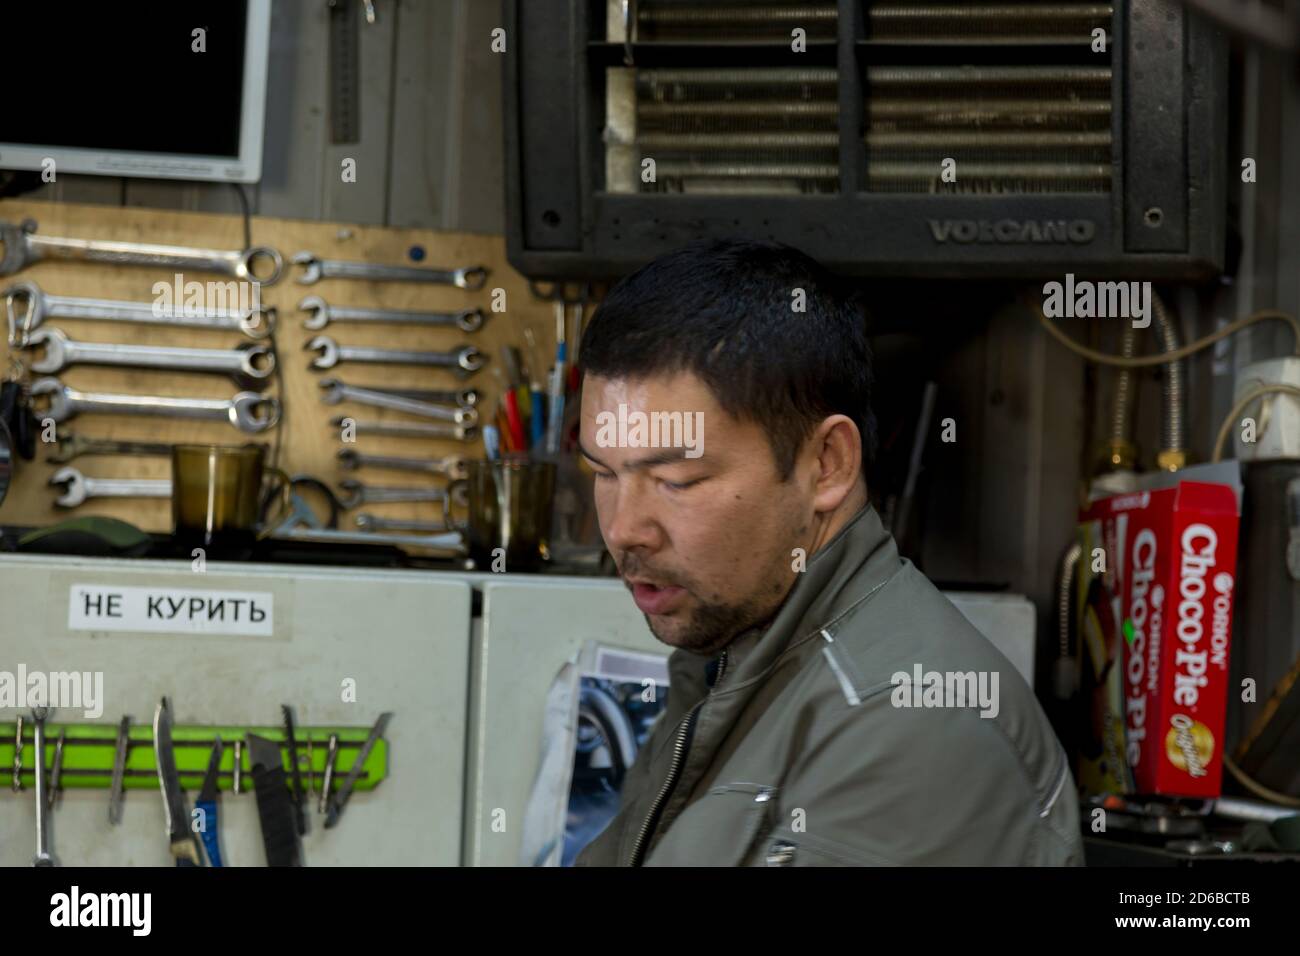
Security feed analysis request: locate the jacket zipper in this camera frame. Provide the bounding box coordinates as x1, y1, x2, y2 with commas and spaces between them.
627, 647, 728, 866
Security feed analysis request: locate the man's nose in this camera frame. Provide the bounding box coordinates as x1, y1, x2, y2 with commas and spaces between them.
602, 481, 663, 554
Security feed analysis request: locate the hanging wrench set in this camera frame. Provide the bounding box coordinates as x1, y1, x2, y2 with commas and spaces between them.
290, 244, 490, 530
0, 215, 491, 539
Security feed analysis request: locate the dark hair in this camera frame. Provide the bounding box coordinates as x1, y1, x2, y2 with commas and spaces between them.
579, 238, 876, 480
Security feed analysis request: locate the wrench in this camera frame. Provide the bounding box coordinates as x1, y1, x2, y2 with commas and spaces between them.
298, 295, 485, 333
318, 378, 478, 425
25, 328, 276, 385
273, 525, 466, 553
31, 378, 280, 433
50, 466, 171, 507
341, 385, 478, 407
46, 430, 176, 464
329, 416, 477, 442
355, 513, 455, 533
336, 478, 469, 509
305, 336, 484, 376
0, 219, 283, 284
337, 449, 468, 479
31, 707, 54, 867
5, 280, 275, 347
292, 252, 486, 290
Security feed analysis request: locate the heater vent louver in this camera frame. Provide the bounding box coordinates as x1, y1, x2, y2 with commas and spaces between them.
506, 0, 1225, 278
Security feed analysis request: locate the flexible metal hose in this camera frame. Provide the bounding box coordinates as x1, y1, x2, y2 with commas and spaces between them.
1151, 294, 1187, 456
1111, 322, 1137, 442
1054, 541, 1082, 700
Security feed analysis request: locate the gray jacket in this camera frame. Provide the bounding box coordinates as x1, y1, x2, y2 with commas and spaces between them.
575, 505, 1084, 866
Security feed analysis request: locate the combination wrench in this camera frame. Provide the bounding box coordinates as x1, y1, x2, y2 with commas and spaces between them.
46, 431, 175, 464
355, 513, 455, 533
305, 336, 484, 376
336, 478, 468, 510
318, 378, 478, 425
0, 219, 282, 283
337, 385, 478, 406
299, 295, 485, 332
50, 467, 171, 508
330, 416, 476, 442
5, 280, 275, 347
272, 524, 465, 554
292, 252, 486, 290
337, 449, 468, 479
31, 378, 280, 433
25, 328, 276, 385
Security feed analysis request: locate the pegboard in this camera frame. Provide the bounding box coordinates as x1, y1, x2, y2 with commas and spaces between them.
0, 199, 566, 535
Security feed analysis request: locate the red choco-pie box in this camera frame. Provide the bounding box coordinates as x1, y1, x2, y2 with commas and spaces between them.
1081, 464, 1242, 797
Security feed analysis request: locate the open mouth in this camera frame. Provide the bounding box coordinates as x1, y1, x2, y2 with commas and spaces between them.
627, 578, 687, 616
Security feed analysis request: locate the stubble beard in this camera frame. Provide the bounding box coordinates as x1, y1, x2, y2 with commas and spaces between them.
621, 554, 793, 657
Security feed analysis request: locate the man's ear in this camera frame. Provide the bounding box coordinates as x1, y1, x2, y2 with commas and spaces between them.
809, 414, 863, 513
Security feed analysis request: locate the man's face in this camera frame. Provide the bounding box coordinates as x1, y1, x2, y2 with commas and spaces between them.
579, 372, 812, 656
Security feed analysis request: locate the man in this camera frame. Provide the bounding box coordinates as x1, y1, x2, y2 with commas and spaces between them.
572, 238, 1083, 867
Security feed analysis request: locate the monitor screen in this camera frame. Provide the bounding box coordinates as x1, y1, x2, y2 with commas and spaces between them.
0, 0, 270, 182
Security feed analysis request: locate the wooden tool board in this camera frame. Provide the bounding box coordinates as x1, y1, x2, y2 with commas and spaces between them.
0, 200, 560, 533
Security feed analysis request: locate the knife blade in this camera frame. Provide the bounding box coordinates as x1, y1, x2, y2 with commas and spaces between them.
248, 734, 301, 867
194, 737, 225, 867
153, 697, 202, 866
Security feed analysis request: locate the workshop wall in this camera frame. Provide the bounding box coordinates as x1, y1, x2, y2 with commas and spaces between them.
9, 0, 504, 235
4, 1, 1297, 706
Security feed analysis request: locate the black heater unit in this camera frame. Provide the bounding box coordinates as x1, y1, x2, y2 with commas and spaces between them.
504, 0, 1228, 280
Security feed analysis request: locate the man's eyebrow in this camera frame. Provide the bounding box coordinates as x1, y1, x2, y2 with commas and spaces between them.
578, 442, 609, 468
578, 443, 700, 472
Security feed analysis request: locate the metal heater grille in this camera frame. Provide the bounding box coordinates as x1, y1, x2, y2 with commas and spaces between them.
513, 0, 1224, 277
862, 2, 1115, 194
634, 2, 840, 41
604, 1, 841, 196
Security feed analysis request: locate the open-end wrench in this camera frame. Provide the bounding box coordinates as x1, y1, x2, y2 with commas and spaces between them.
5, 280, 275, 347
336, 478, 468, 510
32, 707, 54, 867
292, 252, 486, 290
31, 378, 280, 433
328, 416, 476, 442
305, 336, 484, 377
318, 378, 478, 425
25, 328, 275, 385
273, 525, 465, 553
50, 467, 171, 507
299, 295, 485, 333
46, 431, 176, 464
355, 513, 454, 533
337, 449, 468, 479
341, 385, 478, 406
0, 219, 283, 284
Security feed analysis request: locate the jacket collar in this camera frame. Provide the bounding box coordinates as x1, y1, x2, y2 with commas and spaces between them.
668, 503, 902, 701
